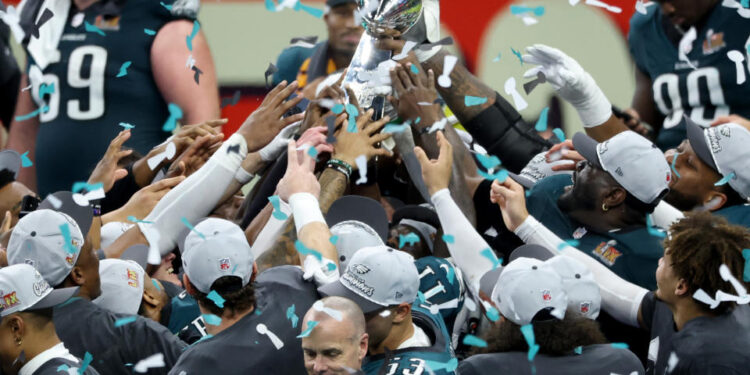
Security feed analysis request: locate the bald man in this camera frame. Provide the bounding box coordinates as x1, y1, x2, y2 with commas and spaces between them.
301, 297, 369, 375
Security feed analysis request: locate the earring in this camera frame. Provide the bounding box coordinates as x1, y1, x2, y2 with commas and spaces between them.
602, 203, 609, 212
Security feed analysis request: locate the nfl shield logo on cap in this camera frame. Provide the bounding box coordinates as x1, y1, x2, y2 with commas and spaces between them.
219, 258, 231, 271
580, 301, 591, 314
542, 289, 552, 302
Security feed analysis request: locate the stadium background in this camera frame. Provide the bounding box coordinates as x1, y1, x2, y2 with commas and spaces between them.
5, 0, 640, 137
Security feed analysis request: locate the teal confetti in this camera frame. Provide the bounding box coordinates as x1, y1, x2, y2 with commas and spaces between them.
151, 279, 161, 291
116, 61, 131, 78
127, 216, 153, 224
424, 358, 458, 373
162, 103, 183, 132
646, 215, 666, 238
181, 217, 205, 239
557, 239, 579, 250
72, 181, 103, 193
203, 314, 222, 326
329, 235, 339, 245
286, 304, 299, 328
15, 105, 49, 122
485, 306, 500, 322
552, 128, 565, 142
510, 5, 545, 16
492, 52, 502, 62
714, 172, 735, 186
743, 0, 749, 7
56, 297, 81, 308
207, 290, 226, 308
399, 232, 420, 248
480, 248, 502, 269
574, 346, 582, 355
511, 47, 523, 65
114, 316, 137, 327
442, 234, 454, 243
232, 264, 238, 274
326, 262, 337, 271
78, 352, 93, 374
57, 364, 70, 372
520, 324, 540, 361
39, 82, 55, 98
186, 20, 200, 51
295, 240, 322, 261
297, 320, 319, 338
742, 249, 750, 282
331, 104, 344, 114
444, 264, 455, 285
307, 146, 318, 159
144, 28, 156, 35
269, 195, 289, 221
417, 291, 426, 303
410, 64, 419, 74
296, 3, 324, 18
535, 107, 549, 132
265, 0, 277, 11
462, 334, 488, 347
476, 153, 501, 170
415, 117, 421, 124
465, 96, 488, 107
345, 104, 358, 132
118, 122, 135, 130
20, 151, 32, 167
670, 151, 681, 179
383, 123, 410, 133
478, 168, 509, 182
159, 2, 173, 10
84, 21, 105, 36
59, 223, 78, 255
255, 309, 263, 315
611, 342, 629, 349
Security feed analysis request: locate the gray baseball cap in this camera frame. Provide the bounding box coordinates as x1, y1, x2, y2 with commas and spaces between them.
326, 196, 388, 242
491, 257, 567, 325
685, 118, 750, 200
318, 245, 419, 313
330, 220, 384, 271
39, 191, 94, 238
0, 150, 21, 180
573, 131, 670, 206
182, 218, 254, 294
93, 259, 145, 315
7, 209, 85, 286
0, 264, 78, 316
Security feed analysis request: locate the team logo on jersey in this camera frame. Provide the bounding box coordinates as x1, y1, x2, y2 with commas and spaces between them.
702, 30, 726, 55
219, 258, 231, 271
580, 301, 591, 314
95, 15, 120, 31
126, 269, 139, 288
591, 240, 621, 266
572, 227, 587, 239
1, 291, 19, 310
541, 289, 552, 302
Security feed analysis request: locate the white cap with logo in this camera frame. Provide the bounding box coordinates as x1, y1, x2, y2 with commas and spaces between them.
573, 131, 670, 206
491, 257, 568, 325
182, 218, 254, 294
7, 209, 85, 286
318, 245, 419, 313
93, 259, 145, 315
0, 264, 78, 316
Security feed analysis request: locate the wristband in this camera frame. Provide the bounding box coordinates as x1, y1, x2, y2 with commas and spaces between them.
234, 167, 255, 184
289, 193, 325, 235
326, 164, 350, 180
327, 159, 353, 176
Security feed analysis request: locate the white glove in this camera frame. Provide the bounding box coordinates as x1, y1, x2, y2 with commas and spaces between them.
403, 0, 442, 62
522, 44, 612, 128
258, 121, 301, 162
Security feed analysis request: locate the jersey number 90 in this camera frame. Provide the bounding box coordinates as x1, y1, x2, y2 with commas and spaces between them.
39, 45, 107, 122
652, 67, 729, 129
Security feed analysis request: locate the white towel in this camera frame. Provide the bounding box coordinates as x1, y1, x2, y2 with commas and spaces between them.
24, 0, 70, 70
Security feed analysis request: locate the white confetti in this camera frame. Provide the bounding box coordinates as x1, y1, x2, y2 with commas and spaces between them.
313, 300, 344, 321
437, 55, 458, 88
427, 299, 459, 315
521, 16, 538, 25
667, 352, 679, 373
584, 0, 622, 13
379, 310, 391, 318
393, 41, 418, 61
635, 0, 648, 14
678, 27, 698, 70
46, 194, 62, 209
727, 50, 746, 84
354, 155, 368, 185
185, 55, 196, 69
504, 77, 528, 111
256, 324, 284, 349
134, 353, 165, 373
147, 142, 177, 170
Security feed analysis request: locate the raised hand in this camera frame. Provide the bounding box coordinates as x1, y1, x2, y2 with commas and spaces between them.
490, 177, 529, 232
331, 109, 392, 169
237, 80, 306, 152
414, 131, 453, 196
544, 139, 583, 172
388, 62, 443, 129
166, 134, 222, 178
119, 175, 186, 221
276, 140, 321, 202
170, 119, 226, 158
522, 44, 611, 127
88, 129, 134, 193
298, 70, 347, 133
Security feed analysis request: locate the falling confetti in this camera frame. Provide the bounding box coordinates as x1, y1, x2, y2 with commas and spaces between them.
20, 151, 32, 167
144, 28, 156, 35
511, 47, 524, 65
133, 353, 165, 373
715, 172, 736, 186
268, 195, 289, 221
181, 217, 206, 239
535, 107, 549, 132
295, 240, 322, 261
520, 324, 540, 361
186, 20, 200, 51
203, 314, 222, 326
297, 320, 318, 338
465, 96, 488, 107
462, 334, 488, 347
15, 105, 49, 122
84, 21, 105, 36
114, 316, 138, 327
207, 290, 226, 308
480, 248, 502, 269
116, 61, 131, 78
442, 234, 454, 243
399, 232, 420, 248
476, 153, 501, 170
286, 304, 299, 328
162, 103, 183, 132
119, 122, 135, 130
670, 151, 681, 179
552, 128, 566, 142
59, 223, 79, 255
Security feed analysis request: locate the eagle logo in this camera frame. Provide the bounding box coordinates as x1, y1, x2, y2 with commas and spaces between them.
351, 264, 370, 275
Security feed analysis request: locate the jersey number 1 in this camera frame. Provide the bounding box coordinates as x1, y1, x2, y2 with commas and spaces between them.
40, 45, 107, 122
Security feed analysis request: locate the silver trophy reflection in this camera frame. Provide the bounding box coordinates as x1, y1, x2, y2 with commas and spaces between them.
341, 0, 423, 120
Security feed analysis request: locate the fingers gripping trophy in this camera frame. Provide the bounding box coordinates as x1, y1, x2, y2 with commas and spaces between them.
341, 0, 440, 119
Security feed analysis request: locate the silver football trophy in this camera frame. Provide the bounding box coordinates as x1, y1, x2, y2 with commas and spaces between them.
341, 0, 424, 119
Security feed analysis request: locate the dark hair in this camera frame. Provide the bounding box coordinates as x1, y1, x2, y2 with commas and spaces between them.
0, 169, 15, 190
663, 211, 750, 314
191, 276, 256, 318
477, 314, 607, 356
719, 184, 747, 208
21, 307, 55, 325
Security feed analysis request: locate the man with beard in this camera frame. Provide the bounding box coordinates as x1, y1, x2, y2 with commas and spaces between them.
273, 0, 363, 90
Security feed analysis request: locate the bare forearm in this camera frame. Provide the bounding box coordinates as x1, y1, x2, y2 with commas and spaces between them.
7, 75, 39, 191
421, 49, 496, 124
318, 168, 348, 214
245, 203, 274, 245
256, 219, 299, 273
